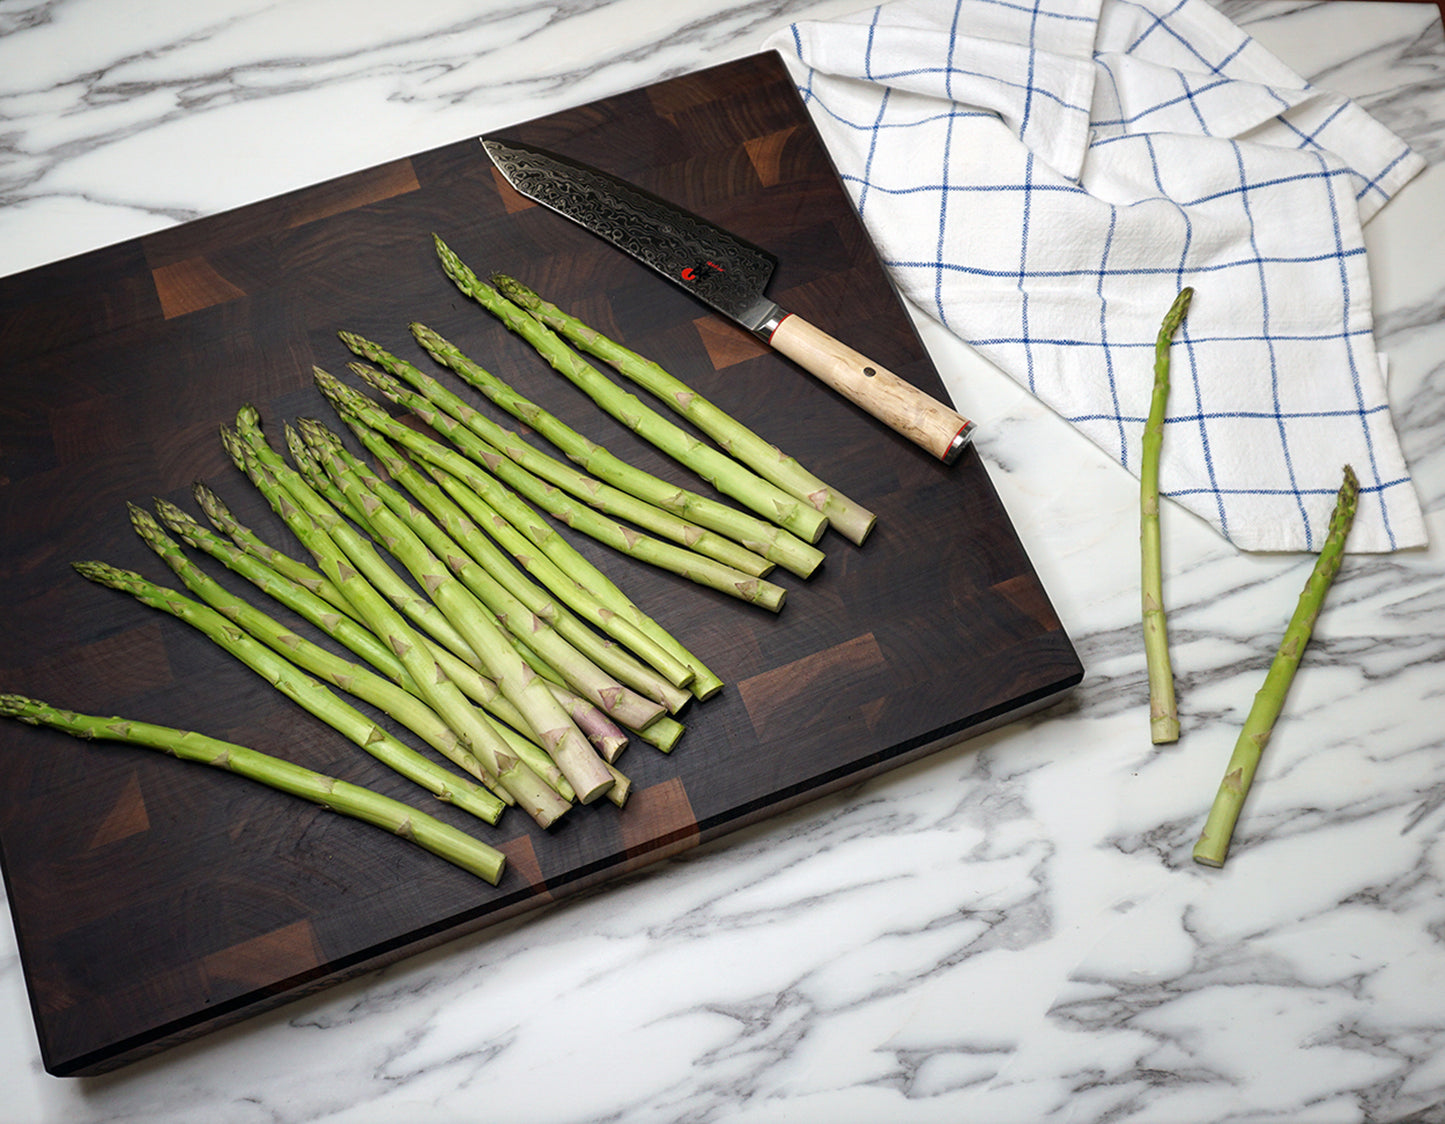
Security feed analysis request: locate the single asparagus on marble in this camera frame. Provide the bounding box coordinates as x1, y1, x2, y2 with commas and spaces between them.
1192, 465, 1359, 869
1142, 288, 1192, 745
0, 694, 507, 884
492, 273, 877, 545
432, 236, 832, 546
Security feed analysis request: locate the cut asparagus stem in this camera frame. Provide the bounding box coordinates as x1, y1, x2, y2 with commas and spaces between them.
315, 369, 724, 699
317, 368, 787, 612
1192, 465, 1359, 869
492, 274, 878, 546
1142, 288, 1192, 745
432, 236, 832, 546
0, 695, 507, 884
302, 420, 663, 751
222, 431, 574, 825
348, 326, 825, 579
333, 414, 694, 693
299, 417, 687, 720
131, 502, 548, 804
71, 561, 510, 826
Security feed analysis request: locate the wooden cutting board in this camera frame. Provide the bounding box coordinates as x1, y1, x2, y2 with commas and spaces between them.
0, 51, 1082, 1077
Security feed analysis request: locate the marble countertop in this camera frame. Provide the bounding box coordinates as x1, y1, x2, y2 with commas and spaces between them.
2, 1, 1444, 1120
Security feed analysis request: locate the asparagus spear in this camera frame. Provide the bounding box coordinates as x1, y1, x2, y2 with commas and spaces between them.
1142, 288, 1192, 745
331, 413, 694, 692
298, 417, 688, 717
0, 694, 507, 884
1192, 465, 1359, 869
350, 326, 825, 580
224, 418, 483, 671
433, 236, 832, 546
176, 489, 637, 777
71, 561, 510, 825
223, 433, 576, 824
300, 418, 665, 745
129, 502, 548, 802
343, 333, 788, 581
493, 274, 878, 546
314, 369, 724, 700
319, 368, 787, 612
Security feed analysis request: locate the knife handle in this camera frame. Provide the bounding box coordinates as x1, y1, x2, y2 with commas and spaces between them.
767, 313, 974, 464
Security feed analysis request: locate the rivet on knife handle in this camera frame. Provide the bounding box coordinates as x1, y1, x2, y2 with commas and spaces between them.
481, 136, 976, 464
760, 310, 974, 463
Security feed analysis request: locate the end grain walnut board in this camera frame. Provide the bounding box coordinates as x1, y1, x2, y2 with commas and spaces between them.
0, 52, 1082, 1077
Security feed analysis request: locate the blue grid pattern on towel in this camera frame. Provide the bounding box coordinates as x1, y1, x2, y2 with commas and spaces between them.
776, 0, 1424, 553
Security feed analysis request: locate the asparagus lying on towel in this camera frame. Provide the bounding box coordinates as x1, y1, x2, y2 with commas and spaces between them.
1142, 288, 1192, 745
433, 236, 832, 546
0, 694, 507, 885
492, 273, 877, 546
1192, 465, 1359, 869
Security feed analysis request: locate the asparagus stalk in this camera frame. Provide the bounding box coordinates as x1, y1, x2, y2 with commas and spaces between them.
71, 561, 510, 825
343, 334, 785, 581
171, 490, 629, 781
351, 326, 825, 580
1192, 465, 1359, 869
332, 413, 694, 692
493, 274, 878, 546
0, 695, 507, 884
224, 418, 483, 672
223, 433, 575, 824
299, 417, 688, 717
300, 418, 665, 743
1142, 288, 1192, 745
319, 368, 787, 612
314, 369, 724, 700
433, 236, 833, 547
421, 458, 723, 709
129, 502, 545, 803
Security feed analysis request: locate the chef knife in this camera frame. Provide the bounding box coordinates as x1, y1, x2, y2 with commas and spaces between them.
482, 137, 975, 464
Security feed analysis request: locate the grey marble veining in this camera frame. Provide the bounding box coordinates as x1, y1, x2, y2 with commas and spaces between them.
3, 1, 1445, 1122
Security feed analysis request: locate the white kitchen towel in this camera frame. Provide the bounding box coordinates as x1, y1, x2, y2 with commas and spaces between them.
764, 0, 1427, 552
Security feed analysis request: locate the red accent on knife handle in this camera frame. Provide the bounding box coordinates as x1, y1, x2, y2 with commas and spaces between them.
767, 314, 974, 463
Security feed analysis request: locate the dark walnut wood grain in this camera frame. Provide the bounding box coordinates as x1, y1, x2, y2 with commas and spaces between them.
0, 52, 1082, 1077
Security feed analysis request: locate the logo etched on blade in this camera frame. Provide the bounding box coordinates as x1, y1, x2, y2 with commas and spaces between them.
484, 139, 775, 323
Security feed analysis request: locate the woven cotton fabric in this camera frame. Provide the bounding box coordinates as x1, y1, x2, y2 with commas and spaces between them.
765, 0, 1426, 552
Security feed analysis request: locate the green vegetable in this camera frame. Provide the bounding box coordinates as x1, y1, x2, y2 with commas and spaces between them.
1142, 288, 1192, 745
433, 236, 832, 547
493, 273, 877, 546
71, 561, 510, 825
0, 694, 507, 884
1192, 465, 1359, 868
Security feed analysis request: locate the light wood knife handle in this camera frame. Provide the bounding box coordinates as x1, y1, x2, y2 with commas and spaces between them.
767, 313, 974, 463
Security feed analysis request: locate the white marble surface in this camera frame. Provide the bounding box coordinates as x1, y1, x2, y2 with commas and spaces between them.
3, 0, 1445, 1120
